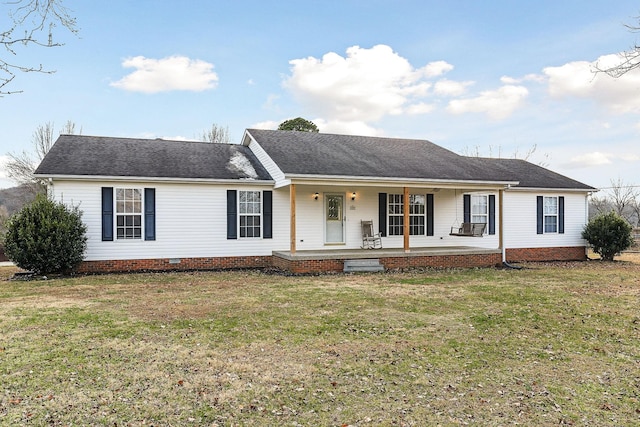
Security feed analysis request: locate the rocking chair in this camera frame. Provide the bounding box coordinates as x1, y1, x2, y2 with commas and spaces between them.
361, 220, 383, 249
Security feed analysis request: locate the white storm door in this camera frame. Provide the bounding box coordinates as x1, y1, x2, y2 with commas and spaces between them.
325, 194, 345, 244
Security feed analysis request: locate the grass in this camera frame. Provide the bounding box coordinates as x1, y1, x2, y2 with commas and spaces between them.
0, 256, 639, 426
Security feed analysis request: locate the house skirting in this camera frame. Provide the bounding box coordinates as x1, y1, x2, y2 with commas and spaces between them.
506, 246, 587, 262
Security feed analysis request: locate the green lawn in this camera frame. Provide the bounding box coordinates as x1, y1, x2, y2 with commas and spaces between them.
1, 258, 639, 426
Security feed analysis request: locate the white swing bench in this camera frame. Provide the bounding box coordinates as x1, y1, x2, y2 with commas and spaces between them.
449, 222, 486, 237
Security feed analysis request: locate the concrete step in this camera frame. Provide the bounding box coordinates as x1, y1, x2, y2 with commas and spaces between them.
343, 258, 384, 273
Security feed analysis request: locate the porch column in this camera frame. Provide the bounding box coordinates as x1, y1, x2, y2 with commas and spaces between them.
499, 188, 504, 262
403, 186, 410, 253
290, 183, 296, 255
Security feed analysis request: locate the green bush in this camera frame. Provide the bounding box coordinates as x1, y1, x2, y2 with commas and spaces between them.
582, 211, 633, 261
3, 195, 87, 275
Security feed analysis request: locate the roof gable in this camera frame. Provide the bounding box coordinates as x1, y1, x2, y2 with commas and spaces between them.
35, 135, 273, 181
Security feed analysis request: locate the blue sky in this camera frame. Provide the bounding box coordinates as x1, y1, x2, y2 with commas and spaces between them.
1, 0, 639, 190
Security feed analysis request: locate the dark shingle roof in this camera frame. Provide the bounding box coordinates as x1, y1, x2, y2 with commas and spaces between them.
247, 129, 594, 190
467, 158, 595, 190
246, 129, 496, 182
35, 135, 273, 181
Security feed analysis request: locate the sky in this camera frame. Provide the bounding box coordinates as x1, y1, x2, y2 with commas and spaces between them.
1, 0, 639, 190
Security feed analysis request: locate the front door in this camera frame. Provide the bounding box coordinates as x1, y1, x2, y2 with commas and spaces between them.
325, 194, 345, 244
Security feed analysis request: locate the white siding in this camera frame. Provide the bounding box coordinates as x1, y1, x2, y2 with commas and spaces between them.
503, 191, 588, 248
246, 139, 286, 185
289, 186, 500, 251
50, 180, 589, 261
51, 180, 289, 261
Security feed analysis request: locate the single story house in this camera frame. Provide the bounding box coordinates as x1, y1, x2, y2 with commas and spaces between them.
34, 129, 596, 274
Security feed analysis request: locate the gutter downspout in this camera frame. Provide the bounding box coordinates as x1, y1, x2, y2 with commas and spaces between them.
500, 185, 521, 269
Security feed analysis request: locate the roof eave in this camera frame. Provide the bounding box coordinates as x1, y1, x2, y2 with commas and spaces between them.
34, 174, 275, 186
507, 186, 597, 193
284, 173, 520, 189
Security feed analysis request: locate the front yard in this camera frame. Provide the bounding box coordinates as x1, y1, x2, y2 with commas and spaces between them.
1, 257, 639, 426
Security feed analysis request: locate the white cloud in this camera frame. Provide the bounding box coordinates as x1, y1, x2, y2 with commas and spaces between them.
111, 55, 218, 93
446, 85, 529, 120
250, 120, 279, 130
566, 151, 614, 167
312, 119, 381, 136
621, 153, 640, 162
405, 102, 436, 115
501, 74, 545, 85
543, 53, 640, 113
423, 60, 454, 77
434, 79, 473, 96
284, 44, 454, 122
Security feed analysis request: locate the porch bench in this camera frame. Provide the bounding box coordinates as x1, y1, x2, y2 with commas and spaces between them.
450, 222, 486, 237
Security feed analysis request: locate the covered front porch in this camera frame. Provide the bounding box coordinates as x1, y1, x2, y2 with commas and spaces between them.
272, 246, 503, 274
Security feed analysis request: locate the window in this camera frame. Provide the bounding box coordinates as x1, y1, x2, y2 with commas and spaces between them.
409, 194, 425, 235
388, 194, 404, 236
471, 195, 488, 234
239, 190, 261, 238
543, 196, 558, 233
116, 188, 142, 239
388, 194, 427, 236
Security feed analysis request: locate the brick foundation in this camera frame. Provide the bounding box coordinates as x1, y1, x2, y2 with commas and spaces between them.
380, 253, 503, 270
272, 256, 345, 274
77, 256, 272, 274
506, 246, 587, 262
75, 247, 584, 275
272, 252, 502, 274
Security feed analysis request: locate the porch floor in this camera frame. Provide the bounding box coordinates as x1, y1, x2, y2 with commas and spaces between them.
273, 246, 501, 261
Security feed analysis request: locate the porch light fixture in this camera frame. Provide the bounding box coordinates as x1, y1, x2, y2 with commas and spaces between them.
351, 192, 356, 201
314, 192, 319, 200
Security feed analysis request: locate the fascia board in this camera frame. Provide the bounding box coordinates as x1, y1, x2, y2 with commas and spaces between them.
284, 173, 519, 189
506, 186, 597, 193
34, 174, 275, 186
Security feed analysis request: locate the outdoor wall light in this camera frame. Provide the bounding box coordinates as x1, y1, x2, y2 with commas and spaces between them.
314, 192, 319, 200
351, 192, 356, 201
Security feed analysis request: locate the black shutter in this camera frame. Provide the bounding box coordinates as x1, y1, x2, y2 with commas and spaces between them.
263, 190, 273, 239
536, 196, 544, 234
144, 188, 156, 241
378, 193, 387, 237
558, 196, 565, 234
463, 194, 471, 223
227, 190, 237, 239
426, 193, 434, 236
101, 187, 113, 241
488, 194, 496, 235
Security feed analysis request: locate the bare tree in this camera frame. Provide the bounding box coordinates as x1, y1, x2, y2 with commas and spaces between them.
588, 195, 612, 218
630, 198, 640, 227
461, 143, 550, 167
589, 178, 639, 224
608, 178, 638, 220
199, 123, 230, 144
594, 16, 640, 78
5, 121, 79, 193
1, 0, 79, 95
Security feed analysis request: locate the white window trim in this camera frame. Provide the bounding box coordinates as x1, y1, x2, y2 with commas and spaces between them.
471, 194, 488, 234
543, 196, 559, 234
115, 187, 143, 240
238, 190, 262, 239
388, 193, 427, 236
